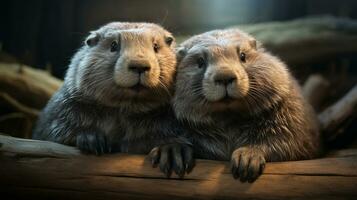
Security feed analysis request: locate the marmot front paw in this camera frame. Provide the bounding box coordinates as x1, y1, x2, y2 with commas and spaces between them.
76, 132, 109, 155
231, 147, 265, 183
149, 143, 195, 178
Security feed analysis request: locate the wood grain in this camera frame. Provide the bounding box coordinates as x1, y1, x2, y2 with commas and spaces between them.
1, 135, 357, 200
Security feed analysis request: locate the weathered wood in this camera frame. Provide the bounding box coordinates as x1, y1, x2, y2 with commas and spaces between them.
0, 113, 33, 138
0, 63, 62, 138
237, 16, 357, 65
181, 17, 357, 66
0, 62, 62, 109
0, 134, 80, 157
1, 135, 356, 200
302, 74, 330, 109
319, 85, 357, 141
0, 92, 39, 119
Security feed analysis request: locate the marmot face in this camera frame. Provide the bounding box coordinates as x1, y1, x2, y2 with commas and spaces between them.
174, 29, 291, 123
70, 23, 176, 111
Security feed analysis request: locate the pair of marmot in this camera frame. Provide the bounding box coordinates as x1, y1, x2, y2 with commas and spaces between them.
33, 22, 321, 182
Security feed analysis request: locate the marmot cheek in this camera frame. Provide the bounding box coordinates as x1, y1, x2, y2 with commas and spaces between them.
138, 64, 160, 87
242, 80, 250, 96
114, 69, 139, 87
231, 70, 250, 97
202, 81, 226, 102
229, 78, 250, 98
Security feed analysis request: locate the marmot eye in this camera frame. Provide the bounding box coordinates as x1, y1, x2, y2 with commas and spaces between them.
240, 52, 246, 62
110, 41, 119, 52
165, 37, 174, 46
197, 57, 206, 68
153, 43, 160, 53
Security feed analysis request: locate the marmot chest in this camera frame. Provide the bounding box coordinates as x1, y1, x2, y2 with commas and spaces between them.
191, 125, 244, 161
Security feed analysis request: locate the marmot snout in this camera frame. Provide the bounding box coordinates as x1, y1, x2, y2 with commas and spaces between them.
174, 28, 321, 182
33, 23, 194, 178
199, 45, 250, 104
70, 23, 177, 109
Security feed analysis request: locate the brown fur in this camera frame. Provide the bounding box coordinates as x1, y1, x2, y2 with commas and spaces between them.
173, 28, 322, 182
66, 22, 177, 111
34, 22, 194, 177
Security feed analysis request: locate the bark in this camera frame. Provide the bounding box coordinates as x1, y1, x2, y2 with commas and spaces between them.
1, 135, 357, 200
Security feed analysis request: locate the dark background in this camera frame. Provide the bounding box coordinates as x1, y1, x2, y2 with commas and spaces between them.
1, 0, 357, 78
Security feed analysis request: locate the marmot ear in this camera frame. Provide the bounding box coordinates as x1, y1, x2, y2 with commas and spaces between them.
249, 39, 257, 50
176, 47, 187, 63
165, 36, 174, 46
85, 32, 100, 47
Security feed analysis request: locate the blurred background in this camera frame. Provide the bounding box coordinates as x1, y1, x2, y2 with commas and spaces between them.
0, 0, 356, 147
1, 0, 357, 78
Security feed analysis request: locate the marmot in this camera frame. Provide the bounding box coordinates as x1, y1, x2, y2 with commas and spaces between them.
173, 28, 321, 182
33, 22, 193, 177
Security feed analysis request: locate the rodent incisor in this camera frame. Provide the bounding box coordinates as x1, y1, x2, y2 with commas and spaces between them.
33, 22, 194, 177
173, 28, 321, 182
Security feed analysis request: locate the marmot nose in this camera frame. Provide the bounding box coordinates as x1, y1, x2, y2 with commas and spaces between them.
128, 61, 151, 74
214, 74, 236, 86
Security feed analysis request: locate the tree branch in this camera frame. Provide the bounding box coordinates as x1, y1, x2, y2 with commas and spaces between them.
319, 85, 357, 141
303, 74, 330, 109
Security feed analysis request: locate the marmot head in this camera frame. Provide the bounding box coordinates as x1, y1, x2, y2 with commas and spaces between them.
173, 29, 291, 123
66, 22, 176, 112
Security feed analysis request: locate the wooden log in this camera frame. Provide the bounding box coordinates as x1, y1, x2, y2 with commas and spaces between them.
319, 85, 357, 141
0, 134, 80, 157
0, 62, 62, 109
0, 62, 62, 138
1, 135, 357, 200
0, 113, 33, 138
236, 16, 357, 66
0, 92, 40, 119
178, 16, 357, 76
302, 74, 330, 109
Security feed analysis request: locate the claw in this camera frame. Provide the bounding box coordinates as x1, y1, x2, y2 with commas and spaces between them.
76, 132, 109, 155
150, 143, 195, 178
231, 147, 266, 183
182, 146, 195, 174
